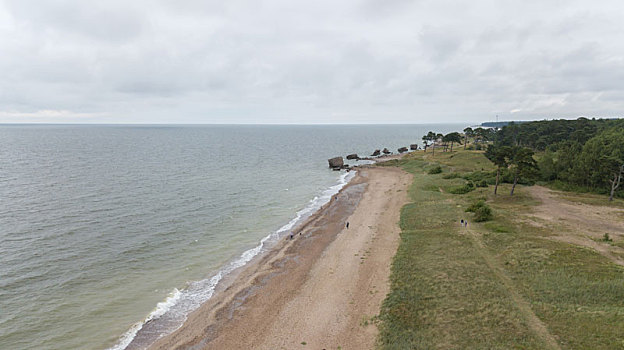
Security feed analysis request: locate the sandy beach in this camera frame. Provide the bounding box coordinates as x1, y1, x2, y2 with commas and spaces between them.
144, 166, 412, 350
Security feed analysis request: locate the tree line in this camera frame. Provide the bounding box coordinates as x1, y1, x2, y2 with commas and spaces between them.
421, 127, 495, 155
489, 118, 624, 201
422, 118, 624, 201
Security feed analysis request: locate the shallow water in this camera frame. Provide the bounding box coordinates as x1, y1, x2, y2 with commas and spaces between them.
0, 124, 464, 349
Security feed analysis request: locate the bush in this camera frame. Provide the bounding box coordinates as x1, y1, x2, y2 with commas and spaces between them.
475, 144, 483, 150
428, 165, 442, 174
465, 200, 486, 212
449, 184, 475, 194
442, 172, 461, 179
463, 171, 496, 184
474, 205, 493, 222
477, 180, 488, 187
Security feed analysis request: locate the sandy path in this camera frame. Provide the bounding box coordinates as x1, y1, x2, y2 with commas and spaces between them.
257, 167, 411, 350
525, 186, 624, 266
146, 166, 411, 350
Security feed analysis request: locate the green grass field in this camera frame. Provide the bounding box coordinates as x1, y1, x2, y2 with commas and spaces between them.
377, 150, 624, 349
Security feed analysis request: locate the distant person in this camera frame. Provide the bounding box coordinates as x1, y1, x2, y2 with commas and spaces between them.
346, 221, 350, 229
464, 221, 468, 228
290, 233, 294, 240
460, 219, 464, 225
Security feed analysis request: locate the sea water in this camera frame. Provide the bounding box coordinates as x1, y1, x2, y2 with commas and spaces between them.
0, 124, 464, 349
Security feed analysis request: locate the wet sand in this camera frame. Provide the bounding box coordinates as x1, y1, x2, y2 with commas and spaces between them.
146, 166, 412, 350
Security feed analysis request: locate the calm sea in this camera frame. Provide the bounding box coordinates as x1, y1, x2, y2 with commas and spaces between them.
0, 124, 465, 349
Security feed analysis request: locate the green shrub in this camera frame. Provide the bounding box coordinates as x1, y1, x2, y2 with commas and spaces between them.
442, 172, 461, 179
474, 205, 493, 222
465, 200, 486, 212
449, 184, 475, 194
477, 180, 488, 187
475, 143, 483, 150
463, 171, 496, 184
428, 165, 442, 174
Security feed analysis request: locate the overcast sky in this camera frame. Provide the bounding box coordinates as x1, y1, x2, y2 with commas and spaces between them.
1, 0, 623, 124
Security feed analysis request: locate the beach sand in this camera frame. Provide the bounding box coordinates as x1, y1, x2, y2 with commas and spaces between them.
144, 166, 412, 350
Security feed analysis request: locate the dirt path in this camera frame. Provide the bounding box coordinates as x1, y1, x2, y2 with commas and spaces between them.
525, 186, 624, 266
147, 167, 412, 350
465, 226, 561, 350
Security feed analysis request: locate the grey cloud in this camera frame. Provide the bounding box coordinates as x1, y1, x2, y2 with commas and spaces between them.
419, 26, 464, 62
4, 0, 144, 42
1, 0, 624, 123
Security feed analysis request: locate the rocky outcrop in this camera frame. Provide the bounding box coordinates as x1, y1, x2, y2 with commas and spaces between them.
382, 148, 391, 154
410, 144, 418, 150
346, 154, 359, 160
371, 149, 381, 157
328, 157, 344, 169
398, 147, 408, 153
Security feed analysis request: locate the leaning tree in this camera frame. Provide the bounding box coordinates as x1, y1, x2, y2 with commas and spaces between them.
577, 128, 624, 201
507, 146, 538, 196
463, 127, 474, 150
485, 144, 509, 195
443, 132, 462, 152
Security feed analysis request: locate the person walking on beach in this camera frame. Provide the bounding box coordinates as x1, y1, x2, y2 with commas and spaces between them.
346, 221, 349, 229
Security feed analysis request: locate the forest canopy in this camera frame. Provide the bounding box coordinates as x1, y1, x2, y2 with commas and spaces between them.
492, 118, 624, 200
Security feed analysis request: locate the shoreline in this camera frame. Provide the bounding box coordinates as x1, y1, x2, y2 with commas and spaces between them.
141, 165, 412, 349
119, 170, 357, 350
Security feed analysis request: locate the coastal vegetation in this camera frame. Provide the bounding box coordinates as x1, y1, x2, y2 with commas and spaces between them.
422, 128, 495, 155
425, 118, 624, 201
377, 148, 624, 349
493, 118, 624, 201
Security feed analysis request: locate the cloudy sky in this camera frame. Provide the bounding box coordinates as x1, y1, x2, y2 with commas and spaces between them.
0, 0, 623, 124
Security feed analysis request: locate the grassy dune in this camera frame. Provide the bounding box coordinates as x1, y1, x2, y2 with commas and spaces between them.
377, 150, 624, 349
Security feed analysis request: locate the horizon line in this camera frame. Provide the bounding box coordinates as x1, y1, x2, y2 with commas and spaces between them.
0, 122, 479, 126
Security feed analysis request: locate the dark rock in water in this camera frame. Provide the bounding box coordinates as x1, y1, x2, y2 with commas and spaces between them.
328, 156, 344, 169
398, 147, 408, 153
382, 148, 391, 154
410, 144, 418, 150
346, 153, 359, 160
371, 149, 381, 156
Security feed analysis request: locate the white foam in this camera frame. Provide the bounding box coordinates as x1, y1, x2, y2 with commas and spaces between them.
109, 170, 356, 350
109, 288, 182, 350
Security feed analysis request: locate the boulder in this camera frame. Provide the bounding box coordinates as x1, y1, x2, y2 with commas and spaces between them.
398, 147, 408, 153
382, 148, 391, 154
371, 149, 381, 156
328, 156, 344, 169
410, 144, 418, 150
346, 153, 359, 160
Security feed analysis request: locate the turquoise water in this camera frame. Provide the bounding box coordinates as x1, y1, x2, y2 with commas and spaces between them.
0, 124, 465, 349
